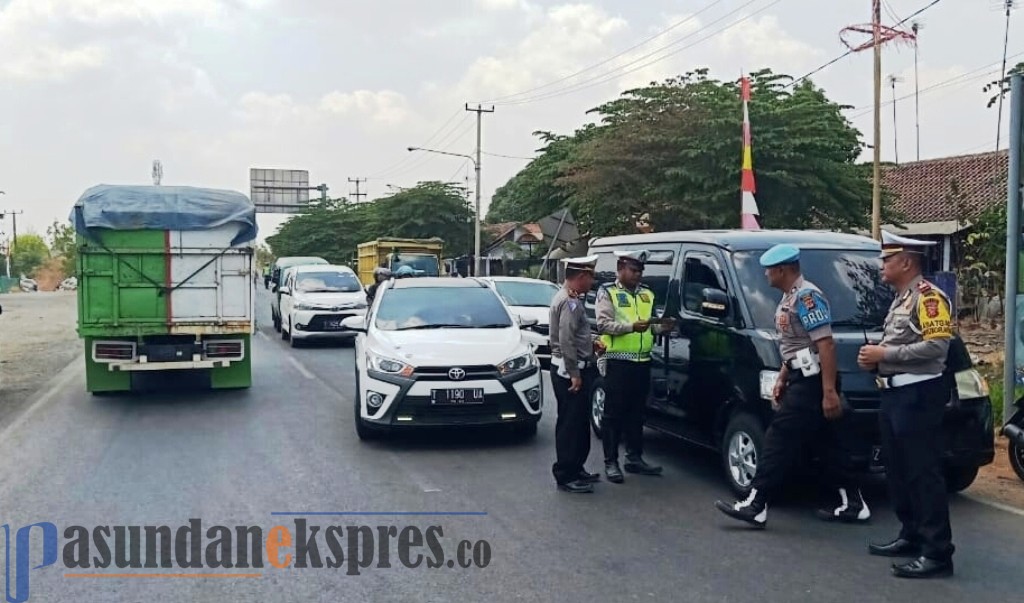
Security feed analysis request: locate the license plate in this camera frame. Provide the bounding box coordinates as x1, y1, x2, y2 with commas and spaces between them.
431, 388, 485, 405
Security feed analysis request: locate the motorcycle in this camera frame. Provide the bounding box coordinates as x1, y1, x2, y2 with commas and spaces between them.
58, 276, 78, 291
19, 276, 37, 292
1004, 396, 1024, 481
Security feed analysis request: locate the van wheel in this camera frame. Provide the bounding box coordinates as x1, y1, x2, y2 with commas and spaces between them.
589, 378, 606, 439
721, 412, 765, 497
943, 465, 979, 493
1009, 442, 1024, 481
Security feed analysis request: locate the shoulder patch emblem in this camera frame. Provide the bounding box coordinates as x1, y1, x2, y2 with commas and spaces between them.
795, 289, 831, 331
917, 290, 952, 340
638, 292, 650, 303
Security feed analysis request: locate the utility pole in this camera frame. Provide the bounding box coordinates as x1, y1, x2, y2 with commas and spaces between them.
911, 21, 923, 161
997, 1, 1017, 152
0, 208, 24, 276
871, 0, 883, 241
465, 103, 494, 276
888, 74, 903, 165
348, 177, 367, 202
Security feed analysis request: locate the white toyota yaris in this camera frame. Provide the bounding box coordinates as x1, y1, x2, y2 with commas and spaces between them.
342, 277, 543, 439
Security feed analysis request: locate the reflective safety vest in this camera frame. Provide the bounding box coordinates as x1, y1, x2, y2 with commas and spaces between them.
600, 284, 655, 362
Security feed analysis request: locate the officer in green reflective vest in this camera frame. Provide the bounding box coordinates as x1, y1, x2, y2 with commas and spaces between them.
596, 249, 676, 483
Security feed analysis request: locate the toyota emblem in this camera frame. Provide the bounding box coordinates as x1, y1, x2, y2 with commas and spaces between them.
448, 367, 466, 381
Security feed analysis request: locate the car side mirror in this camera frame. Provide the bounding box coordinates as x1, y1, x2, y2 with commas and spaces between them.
700, 288, 729, 319
342, 315, 367, 332
517, 315, 539, 328
278, 286, 291, 296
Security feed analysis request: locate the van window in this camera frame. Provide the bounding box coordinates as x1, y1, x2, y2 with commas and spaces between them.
681, 253, 727, 314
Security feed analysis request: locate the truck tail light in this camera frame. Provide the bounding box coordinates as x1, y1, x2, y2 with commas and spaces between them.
205, 340, 244, 360
93, 341, 136, 362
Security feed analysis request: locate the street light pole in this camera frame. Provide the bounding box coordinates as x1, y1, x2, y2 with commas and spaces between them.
407, 146, 482, 275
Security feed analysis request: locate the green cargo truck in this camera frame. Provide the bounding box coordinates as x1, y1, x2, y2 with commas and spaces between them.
71, 184, 258, 393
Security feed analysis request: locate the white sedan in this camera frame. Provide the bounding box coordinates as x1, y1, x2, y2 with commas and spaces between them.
279, 265, 368, 347
481, 276, 559, 367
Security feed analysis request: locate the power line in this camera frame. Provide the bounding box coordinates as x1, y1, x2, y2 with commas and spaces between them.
366, 108, 464, 179
478, 0, 728, 104
788, 0, 945, 88
493, 0, 781, 107
482, 151, 535, 160
379, 118, 477, 181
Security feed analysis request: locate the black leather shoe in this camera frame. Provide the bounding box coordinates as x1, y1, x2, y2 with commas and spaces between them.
624, 458, 663, 476
714, 499, 767, 528
557, 480, 594, 494
868, 538, 922, 558
577, 469, 601, 483
605, 462, 624, 483
892, 556, 953, 579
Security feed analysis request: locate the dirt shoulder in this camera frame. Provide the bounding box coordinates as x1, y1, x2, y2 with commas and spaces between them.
0, 291, 81, 425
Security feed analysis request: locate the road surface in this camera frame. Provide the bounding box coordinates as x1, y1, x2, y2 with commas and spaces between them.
0, 287, 1021, 603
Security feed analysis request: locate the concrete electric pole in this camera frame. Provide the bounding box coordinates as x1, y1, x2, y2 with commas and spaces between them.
348, 178, 367, 202
465, 103, 494, 276
872, 0, 883, 241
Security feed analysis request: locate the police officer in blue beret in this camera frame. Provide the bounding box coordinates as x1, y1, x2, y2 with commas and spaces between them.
716, 244, 869, 528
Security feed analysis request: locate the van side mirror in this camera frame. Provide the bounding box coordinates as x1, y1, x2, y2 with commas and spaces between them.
700, 288, 729, 319
517, 315, 539, 328
278, 286, 291, 296
342, 315, 367, 332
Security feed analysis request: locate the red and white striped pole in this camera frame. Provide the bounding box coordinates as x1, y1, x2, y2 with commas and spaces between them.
740, 77, 761, 230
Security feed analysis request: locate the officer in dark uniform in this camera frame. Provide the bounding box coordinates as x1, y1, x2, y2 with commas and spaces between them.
595, 250, 675, 483
716, 244, 869, 528
366, 267, 392, 305
549, 256, 604, 494
858, 231, 955, 579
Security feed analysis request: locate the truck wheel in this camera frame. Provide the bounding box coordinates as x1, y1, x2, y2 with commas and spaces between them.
943, 465, 979, 493
1010, 442, 1024, 481
721, 412, 765, 497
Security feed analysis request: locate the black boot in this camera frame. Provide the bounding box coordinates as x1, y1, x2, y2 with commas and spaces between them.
817, 488, 871, 523
715, 488, 768, 528
624, 455, 663, 476
605, 461, 624, 483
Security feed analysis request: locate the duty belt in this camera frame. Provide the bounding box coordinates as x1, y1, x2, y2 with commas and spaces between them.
604, 351, 651, 362
875, 373, 942, 390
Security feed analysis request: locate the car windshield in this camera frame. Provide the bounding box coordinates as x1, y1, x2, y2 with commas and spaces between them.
375, 287, 513, 331
733, 249, 893, 330
392, 254, 439, 276
295, 271, 362, 293
493, 280, 559, 307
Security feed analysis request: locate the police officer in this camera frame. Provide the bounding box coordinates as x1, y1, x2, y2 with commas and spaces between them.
550, 256, 604, 494
596, 250, 674, 483
858, 231, 955, 579
715, 244, 869, 528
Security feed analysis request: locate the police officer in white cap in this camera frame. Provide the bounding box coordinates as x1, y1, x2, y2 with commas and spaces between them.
859, 231, 955, 579
549, 255, 604, 494
595, 249, 675, 483
715, 244, 868, 528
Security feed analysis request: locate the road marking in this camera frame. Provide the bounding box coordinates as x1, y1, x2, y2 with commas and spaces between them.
387, 452, 442, 493
0, 358, 83, 441
256, 330, 268, 341
961, 492, 1024, 517
287, 355, 315, 379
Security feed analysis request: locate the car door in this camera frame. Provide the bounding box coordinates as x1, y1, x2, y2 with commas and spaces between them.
661, 246, 736, 445
280, 270, 296, 325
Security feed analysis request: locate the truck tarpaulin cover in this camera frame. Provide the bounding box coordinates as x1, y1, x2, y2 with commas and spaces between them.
70, 185, 258, 246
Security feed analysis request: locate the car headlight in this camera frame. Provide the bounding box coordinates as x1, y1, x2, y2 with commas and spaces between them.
759, 370, 779, 402
367, 351, 414, 378
294, 302, 319, 311
498, 352, 536, 376
955, 368, 990, 400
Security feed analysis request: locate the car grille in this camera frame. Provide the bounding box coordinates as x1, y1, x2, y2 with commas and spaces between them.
412, 365, 499, 381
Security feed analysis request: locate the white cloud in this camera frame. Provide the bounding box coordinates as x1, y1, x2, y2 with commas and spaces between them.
713, 15, 823, 69
320, 90, 412, 125
475, 0, 527, 10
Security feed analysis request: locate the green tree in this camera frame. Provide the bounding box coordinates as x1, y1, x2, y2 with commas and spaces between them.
12, 234, 50, 277
370, 182, 475, 255
255, 244, 275, 272
46, 220, 76, 276
266, 198, 376, 266
558, 69, 875, 235
983, 61, 1024, 108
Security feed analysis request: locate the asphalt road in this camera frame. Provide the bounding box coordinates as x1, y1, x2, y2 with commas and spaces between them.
0, 286, 1021, 603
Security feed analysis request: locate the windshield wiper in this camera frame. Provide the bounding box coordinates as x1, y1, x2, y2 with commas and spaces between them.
395, 323, 472, 331
476, 323, 513, 328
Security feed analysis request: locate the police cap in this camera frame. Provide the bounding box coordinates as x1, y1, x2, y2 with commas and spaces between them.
880, 230, 937, 259
614, 249, 649, 268
561, 255, 598, 273
759, 244, 800, 268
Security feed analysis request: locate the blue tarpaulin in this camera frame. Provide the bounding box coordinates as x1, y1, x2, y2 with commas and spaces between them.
70, 184, 258, 246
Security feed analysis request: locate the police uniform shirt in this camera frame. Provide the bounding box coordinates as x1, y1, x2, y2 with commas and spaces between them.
549, 286, 593, 379
595, 281, 656, 335
878, 275, 952, 375
776, 277, 833, 361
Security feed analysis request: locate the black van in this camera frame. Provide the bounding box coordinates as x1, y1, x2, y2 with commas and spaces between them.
585, 230, 995, 496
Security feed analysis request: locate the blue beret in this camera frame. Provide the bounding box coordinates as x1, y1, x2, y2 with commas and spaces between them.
759, 244, 800, 267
